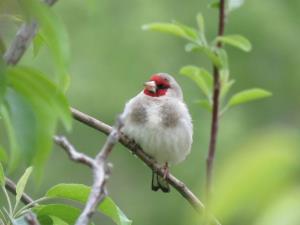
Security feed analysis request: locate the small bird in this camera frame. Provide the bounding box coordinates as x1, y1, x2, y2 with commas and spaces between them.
121, 73, 193, 192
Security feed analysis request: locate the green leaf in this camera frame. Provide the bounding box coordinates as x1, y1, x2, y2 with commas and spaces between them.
5, 66, 71, 175
5, 90, 37, 168
15, 167, 33, 208
19, 0, 70, 90
216, 35, 252, 52
34, 204, 80, 225
196, 13, 205, 33
184, 44, 222, 68
208, 0, 220, 9
1, 105, 20, 171
180, 65, 212, 97
46, 183, 132, 225
0, 162, 4, 186
7, 66, 72, 130
142, 22, 197, 41
173, 21, 198, 41
228, 0, 245, 12
228, 88, 272, 107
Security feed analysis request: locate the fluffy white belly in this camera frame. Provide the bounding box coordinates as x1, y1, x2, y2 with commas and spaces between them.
123, 117, 191, 165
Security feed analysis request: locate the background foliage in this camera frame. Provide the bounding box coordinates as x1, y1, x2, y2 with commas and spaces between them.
1, 0, 300, 225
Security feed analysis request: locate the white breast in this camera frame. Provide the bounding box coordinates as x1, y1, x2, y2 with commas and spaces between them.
121, 93, 193, 165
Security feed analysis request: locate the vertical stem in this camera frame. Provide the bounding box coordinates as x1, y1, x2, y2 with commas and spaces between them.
206, 0, 226, 207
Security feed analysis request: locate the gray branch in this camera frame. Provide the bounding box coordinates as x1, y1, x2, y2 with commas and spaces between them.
54, 118, 123, 225
54, 136, 95, 168
71, 107, 206, 212
24, 213, 41, 225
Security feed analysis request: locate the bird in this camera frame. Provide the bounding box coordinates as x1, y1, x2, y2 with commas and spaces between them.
121, 73, 193, 192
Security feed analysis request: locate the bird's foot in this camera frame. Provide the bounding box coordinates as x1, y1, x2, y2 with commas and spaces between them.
162, 162, 169, 179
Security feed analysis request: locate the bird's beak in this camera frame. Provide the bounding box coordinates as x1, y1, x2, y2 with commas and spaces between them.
144, 81, 156, 93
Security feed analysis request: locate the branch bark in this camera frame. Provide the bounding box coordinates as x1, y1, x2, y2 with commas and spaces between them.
71, 108, 205, 212
24, 213, 41, 225
54, 119, 123, 225
206, 0, 226, 211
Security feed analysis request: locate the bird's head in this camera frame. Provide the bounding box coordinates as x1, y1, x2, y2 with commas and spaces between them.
143, 73, 183, 99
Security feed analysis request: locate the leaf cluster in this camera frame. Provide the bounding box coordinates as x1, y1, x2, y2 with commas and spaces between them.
143, 1, 271, 115
0, 166, 131, 225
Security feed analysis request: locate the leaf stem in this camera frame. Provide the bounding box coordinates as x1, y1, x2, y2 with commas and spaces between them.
1, 186, 13, 217
206, 0, 226, 210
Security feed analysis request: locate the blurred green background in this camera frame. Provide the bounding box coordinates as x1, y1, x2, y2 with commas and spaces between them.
1, 0, 300, 225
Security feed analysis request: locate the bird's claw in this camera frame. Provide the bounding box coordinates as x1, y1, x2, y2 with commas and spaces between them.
162, 162, 169, 179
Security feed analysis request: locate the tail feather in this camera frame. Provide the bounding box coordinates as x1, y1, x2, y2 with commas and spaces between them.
151, 171, 170, 193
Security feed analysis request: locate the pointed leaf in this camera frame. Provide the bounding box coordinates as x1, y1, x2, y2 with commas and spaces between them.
0, 162, 4, 186
216, 35, 252, 52
196, 13, 205, 33
46, 183, 132, 225
228, 88, 272, 107
184, 44, 222, 67
173, 21, 198, 41
16, 167, 33, 207
142, 22, 197, 41
180, 65, 212, 97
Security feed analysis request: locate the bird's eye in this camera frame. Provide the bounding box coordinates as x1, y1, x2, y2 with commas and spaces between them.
157, 84, 167, 89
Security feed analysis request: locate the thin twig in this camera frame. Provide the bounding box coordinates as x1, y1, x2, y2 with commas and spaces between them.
55, 118, 123, 225
206, 0, 226, 210
54, 136, 95, 168
3, 0, 58, 65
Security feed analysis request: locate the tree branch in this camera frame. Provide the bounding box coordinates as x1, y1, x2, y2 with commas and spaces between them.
3, 0, 58, 65
70, 108, 205, 212
54, 118, 123, 225
206, 0, 226, 206
54, 136, 94, 168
